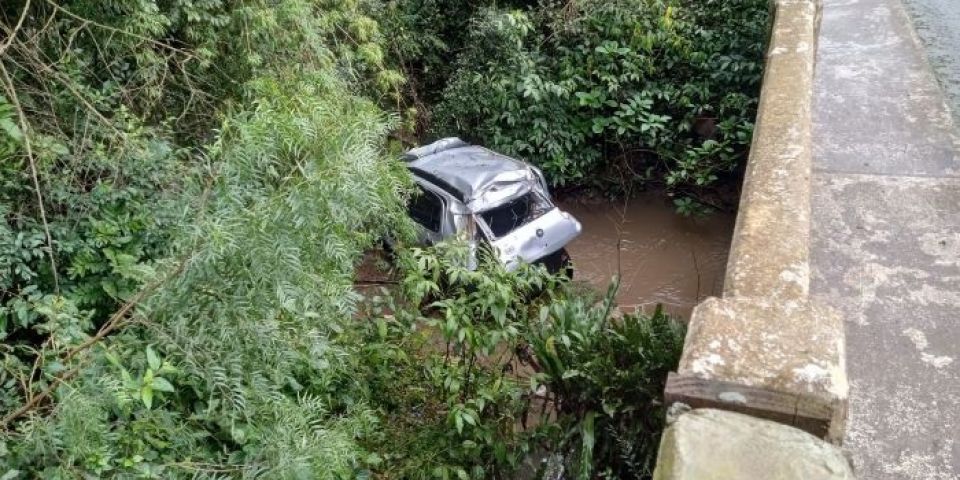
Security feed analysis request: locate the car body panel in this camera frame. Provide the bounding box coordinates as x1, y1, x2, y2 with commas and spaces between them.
488, 207, 582, 270
403, 138, 581, 271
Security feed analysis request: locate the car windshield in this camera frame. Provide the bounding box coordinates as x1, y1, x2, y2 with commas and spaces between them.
479, 192, 552, 238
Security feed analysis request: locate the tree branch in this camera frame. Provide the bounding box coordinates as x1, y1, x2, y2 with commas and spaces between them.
0, 0, 31, 56
0, 252, 191, 428
42, 0, 194, 57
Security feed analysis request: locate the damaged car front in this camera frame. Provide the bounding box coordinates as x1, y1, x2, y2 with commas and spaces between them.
403, 138, 582, 274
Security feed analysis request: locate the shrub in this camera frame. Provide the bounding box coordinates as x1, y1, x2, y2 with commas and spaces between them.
0, 68, 413, 478
432, 0, 770, 201
359, 244, 685, 479
529, 286, 685, 478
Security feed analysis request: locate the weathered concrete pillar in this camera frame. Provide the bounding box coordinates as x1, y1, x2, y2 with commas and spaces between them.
656, 0, 852, 477
667, 297, 847, 440
654, 409, 854, 480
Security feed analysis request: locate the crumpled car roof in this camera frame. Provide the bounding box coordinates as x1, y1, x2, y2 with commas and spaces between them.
405, 140, 533, 204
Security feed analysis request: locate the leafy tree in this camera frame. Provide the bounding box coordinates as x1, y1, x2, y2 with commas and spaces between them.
432, 0, 769, 204
1, 0, 412, 477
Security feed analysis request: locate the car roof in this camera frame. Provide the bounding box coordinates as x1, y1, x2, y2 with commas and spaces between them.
405, 139, 531, 203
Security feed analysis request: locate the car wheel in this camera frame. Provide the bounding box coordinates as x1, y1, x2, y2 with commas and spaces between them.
539, 248, 574, 278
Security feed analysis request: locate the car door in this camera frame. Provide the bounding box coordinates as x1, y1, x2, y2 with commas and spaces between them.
407, 184, 446, 245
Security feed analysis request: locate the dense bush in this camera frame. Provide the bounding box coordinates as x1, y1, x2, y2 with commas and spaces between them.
429, 0, 769, 202
357, 245, 685, 479
0, 0, 405, 334
2, 70, 411, 475
374, 0, 533, 126
1, 0, 412, 476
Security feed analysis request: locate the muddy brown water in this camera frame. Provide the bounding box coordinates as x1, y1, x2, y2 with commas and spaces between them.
559, 194, 735, 319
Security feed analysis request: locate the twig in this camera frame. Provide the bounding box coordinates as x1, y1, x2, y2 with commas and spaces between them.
0, 366, 80, 427
42, 0, 194, 57
354, 279, 399, 286
690, 248, 702, 303
165, 462, 249, 474
25, 337, 54, 403
0, 0, 31, 56
0, 61, 60, 292
11, 39, 123, 135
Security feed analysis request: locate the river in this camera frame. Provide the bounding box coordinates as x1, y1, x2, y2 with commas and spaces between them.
560, 194, 735, 319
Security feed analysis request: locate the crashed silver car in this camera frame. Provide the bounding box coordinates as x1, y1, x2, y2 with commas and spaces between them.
401, 138, 582, 274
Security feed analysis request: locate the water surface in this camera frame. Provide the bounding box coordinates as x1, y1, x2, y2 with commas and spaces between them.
560, 195, 734, 319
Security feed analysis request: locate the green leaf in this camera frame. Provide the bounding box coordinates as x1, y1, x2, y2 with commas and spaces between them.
0, 118, 22, 141
141, 385, 153, 409
580, 412, 596, 478
146, 345, 161, 371
1, 470, 23, 480
462, 409, 477, 426
158, 361, 178, 375
152, 377, 175, 393
377, 319, 388, 339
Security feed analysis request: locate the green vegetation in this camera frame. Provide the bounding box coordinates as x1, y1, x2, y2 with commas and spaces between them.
385, 0, 770, 202
358, 245, 685, 479
1, 0, 765, 478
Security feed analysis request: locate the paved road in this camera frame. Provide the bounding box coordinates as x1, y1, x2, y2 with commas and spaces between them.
902, 0, 960, 125
812, 0, 960, 478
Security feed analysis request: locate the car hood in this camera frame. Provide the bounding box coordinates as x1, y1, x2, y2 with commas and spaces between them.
465, 170, 538, 213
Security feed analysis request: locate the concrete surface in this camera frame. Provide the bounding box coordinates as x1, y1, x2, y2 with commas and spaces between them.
653, 409, 855, 480
901, 0, 960, 125
676, 297, 848, 440
812, 0, 960, 477
724, 0, 818, 302
667, 0, 849, 441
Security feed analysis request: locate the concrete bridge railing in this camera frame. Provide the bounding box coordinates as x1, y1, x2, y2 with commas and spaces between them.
653, 1, 855, 478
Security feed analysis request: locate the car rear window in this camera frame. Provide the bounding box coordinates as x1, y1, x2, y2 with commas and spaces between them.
480, 193, 551, 238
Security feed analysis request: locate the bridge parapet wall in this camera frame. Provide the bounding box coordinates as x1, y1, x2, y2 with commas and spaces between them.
654, 1, 854, 478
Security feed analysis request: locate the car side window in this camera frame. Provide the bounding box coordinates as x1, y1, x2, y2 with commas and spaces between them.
408, 186, 443, 232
